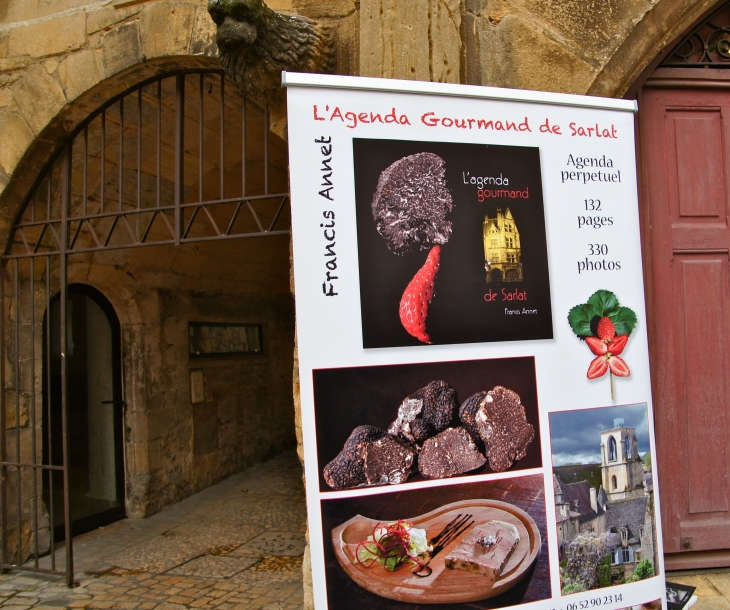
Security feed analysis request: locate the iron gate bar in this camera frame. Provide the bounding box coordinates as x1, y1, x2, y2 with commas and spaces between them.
0, 255, 68, 580
137, 88, 142, 216
220, 74, 225, 200
14, 259, 20, 568
157, 80, 162, 210
247, 200, 265, 233
4, 227, 291, 259
83, 126, 88, 218
45, 257, 55, 573
60, 142, 73, 586
4, 67, 288, 257
0, 464, 63, 471
264, 106, 269, 196
8, 189, 290, 257
119, 95, 124, 215
101, 109, 105, 215
199, 73, 204, 205
175, 73, 184, 246
17, 191, 288, 226
30, 257, 38, 566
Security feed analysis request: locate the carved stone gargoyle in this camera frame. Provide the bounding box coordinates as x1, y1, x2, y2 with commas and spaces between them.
208, 0, 336, 139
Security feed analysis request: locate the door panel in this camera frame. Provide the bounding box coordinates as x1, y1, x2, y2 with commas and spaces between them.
642, 88, 730, 555
680, 256, 728, 514
671, 113, 726, 221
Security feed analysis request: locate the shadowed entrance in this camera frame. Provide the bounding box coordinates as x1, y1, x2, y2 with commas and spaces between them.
43, 285, 125, 541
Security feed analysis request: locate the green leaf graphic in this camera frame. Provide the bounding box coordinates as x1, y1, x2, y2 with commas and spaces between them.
568, 304, 594, 337
610, 306, 638, 336
567, 290, 638, 339
587, 290, 619, 317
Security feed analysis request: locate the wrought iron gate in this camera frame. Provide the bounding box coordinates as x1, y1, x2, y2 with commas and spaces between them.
0, 69, 290, 585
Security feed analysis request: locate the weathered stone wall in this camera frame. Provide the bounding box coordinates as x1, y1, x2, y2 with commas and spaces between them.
2, 266, 53, 563
0, 0, 358, 242
0, 0, 217, 260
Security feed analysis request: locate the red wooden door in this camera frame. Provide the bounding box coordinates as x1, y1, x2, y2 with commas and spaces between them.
642, 87, 730, 566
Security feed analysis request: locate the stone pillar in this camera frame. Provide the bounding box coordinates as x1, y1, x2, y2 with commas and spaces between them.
360, 0, 461, 83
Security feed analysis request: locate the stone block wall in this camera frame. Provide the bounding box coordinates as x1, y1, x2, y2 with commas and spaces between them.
135, 286, 296, 516
356, 0, 719, 96
68, 237, 296, 519
1, 260, 62, 563
0, 0, 219, 262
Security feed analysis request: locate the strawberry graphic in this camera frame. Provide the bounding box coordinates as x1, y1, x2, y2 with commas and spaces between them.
567, 290, 638, 401
597, 316, 616, 341
399, 245, 441, 343
586, 335, 630, 379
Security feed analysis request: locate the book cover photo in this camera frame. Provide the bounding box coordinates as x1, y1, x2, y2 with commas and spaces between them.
353, 139, 553, 348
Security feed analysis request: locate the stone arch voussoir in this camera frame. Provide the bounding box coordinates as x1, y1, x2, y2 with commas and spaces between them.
588, 0, 721, 97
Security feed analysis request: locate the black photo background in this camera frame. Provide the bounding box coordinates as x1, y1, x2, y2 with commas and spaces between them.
313, 357, 541, 492
353, 138, 553, 348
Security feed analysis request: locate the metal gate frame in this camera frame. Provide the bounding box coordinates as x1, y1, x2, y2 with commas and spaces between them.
0, 69, 290, 585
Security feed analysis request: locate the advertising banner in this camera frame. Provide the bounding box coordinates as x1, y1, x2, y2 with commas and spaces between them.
284, 72, 665, 610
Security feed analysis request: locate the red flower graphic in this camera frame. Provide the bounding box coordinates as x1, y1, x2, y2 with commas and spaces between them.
585, 335, 630, 379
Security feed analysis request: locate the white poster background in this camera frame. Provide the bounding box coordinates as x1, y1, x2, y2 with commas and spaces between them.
284, 72, 665, 609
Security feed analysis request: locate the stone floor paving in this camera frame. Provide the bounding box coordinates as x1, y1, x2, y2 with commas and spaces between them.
0, 450, 306, 609
668, 569, 730, 610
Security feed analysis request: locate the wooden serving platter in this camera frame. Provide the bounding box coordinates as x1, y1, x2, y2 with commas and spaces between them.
331, 499, 540, 604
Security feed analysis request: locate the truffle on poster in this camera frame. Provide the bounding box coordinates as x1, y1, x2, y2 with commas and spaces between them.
314, 357, 542, 492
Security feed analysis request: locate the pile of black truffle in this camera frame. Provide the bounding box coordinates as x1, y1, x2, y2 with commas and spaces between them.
323, 381, 535, 490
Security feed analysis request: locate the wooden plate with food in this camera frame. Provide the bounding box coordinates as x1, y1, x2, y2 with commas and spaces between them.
331, 499, 540, 604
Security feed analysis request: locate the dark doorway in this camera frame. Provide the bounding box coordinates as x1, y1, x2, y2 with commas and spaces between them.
43, 285, 125, 541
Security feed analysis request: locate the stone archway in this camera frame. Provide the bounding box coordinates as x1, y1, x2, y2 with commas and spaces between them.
0, 63, 295, 586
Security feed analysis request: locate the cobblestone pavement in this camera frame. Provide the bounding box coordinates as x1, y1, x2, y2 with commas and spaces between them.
0, 451, 306, 609
668, 569, 730, 610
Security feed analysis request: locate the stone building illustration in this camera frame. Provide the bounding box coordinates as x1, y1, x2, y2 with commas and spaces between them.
554, 418, 657, 579
483, 207, 523, 283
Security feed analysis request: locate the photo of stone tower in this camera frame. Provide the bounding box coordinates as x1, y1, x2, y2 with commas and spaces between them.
601, 418, 646, 500
483, 207, 523, 283
550, 404, 658, 591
